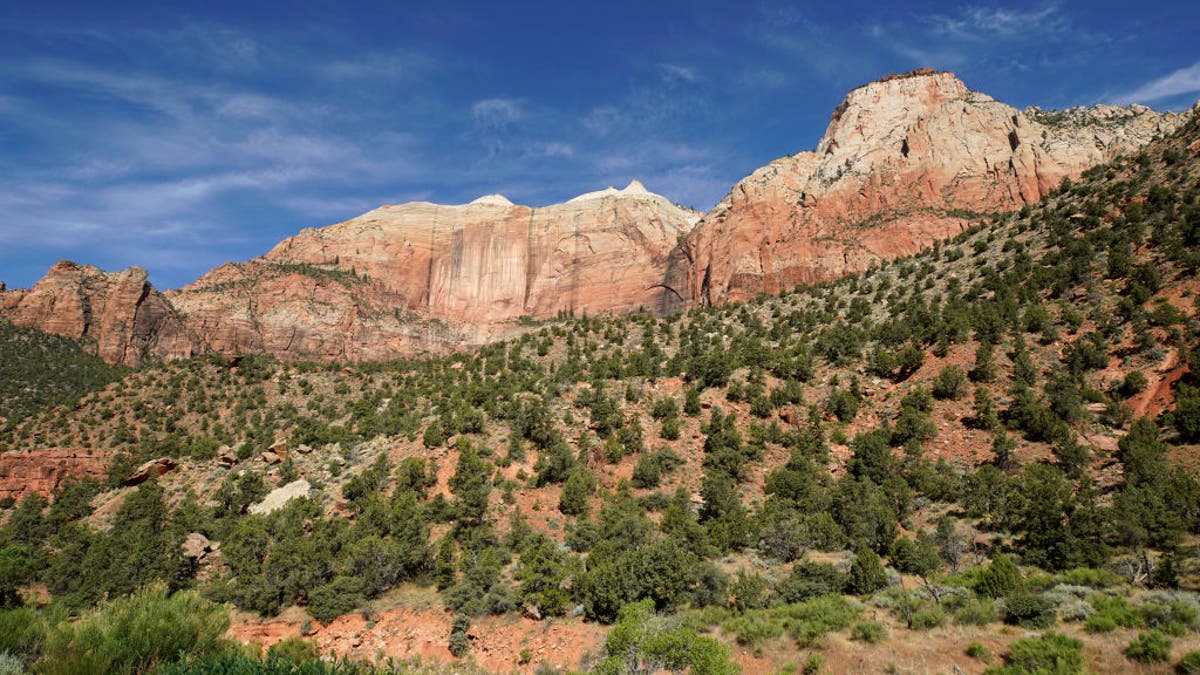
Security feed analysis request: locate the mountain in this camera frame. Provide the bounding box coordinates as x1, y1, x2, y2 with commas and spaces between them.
670, 69, 1192, 305
0, 261, 193, 367
1, 70, 1190, 365
165, 180, 698, 361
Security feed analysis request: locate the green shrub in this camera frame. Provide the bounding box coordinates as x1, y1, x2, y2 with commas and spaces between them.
990, 632, 1083, 675
0, 608, 45, 660
775, 595, 860, 646
975, 554, 1022, 598
0, 651, 23, 675
37, 584, 229, 675
954, 599, 997, 626
802, 653, 824, 675
597, 599, 737, 675
266, 637, 321, 664
1058, 567, 1121, 588
722, 613, 783, 647
846, 547, 888, 596
1125, 630, 1172, 664
911, 605, 946, 630
448, 615, 470, 658
776, 560, 845, 603
1140, 593, 1200, 633
1177, 650, 1200, 674
850, 621, 887, 643
1004, 593, 1057, 629
1087, 595, 1142, 631
1084, 614, 1118, 633
966, 641, 992, 662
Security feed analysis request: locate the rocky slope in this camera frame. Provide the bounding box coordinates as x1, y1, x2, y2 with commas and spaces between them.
0, 261, 194, 367
164, 181, 698, 360
669, 69, 1192, 306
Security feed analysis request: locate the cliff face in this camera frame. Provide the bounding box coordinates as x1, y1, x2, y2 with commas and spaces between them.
164, 181, 698, 360
672, 69, 1192, 306
0, 261, 194, 367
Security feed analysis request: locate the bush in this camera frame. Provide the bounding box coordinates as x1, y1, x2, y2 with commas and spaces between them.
933, 365, 967, 400
954, 599, 997, 626
722, 613, 783, 647
975, 554, 1022, 598
1004, 593, 1057, 629
1178, 650, 1200, 674
851, 620, 887, 643
1083, 614, 1118, 633
1125, 631, 1172, 664
448, 615, 470, 658
597, 599, 736, 675
1086, 595, 1142, 632
993, 632, 1083, 675
776, 560, 845, 603
911, 605, 946, 630
266, 636, 321, 665
775, 595, 860, 646
0, 608, 45, 661
966, 641, 992, 662
846, 547, 888, 596
37, 584, 229, 675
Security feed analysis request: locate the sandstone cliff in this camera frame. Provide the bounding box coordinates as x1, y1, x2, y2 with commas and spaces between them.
0, 261, 194, 367
164, 181, 698, 360
670, 69, 1192, 306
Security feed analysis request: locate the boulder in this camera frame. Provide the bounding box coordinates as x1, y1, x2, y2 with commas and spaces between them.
125, 457, 177, 486
247, 479, 312, 515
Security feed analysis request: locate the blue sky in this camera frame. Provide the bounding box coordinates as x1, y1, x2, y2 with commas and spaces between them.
2, 1, 1198, 289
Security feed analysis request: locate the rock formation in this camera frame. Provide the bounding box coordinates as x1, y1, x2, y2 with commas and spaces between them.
2, 71, 1190, 364
165, 181, 698, 360
0, 261, 194, 367
0, 448, 111, 502
670, 69, 1192, 306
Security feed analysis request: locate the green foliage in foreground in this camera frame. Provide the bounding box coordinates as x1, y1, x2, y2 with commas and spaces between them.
987, 631, 1084, 675
38, 583, 228, 675
596, 599, 738, 675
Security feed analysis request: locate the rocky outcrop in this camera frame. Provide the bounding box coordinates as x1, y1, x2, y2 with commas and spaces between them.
0, 449, 111, 502
166, 181, 698, 360
673, 69, 1192, 306
0, 261, 194, 367
248, 479, 312, 515
124, 457, 178, 486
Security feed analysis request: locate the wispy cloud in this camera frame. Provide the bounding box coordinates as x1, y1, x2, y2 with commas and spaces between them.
658, 63, 700, 83
471, 98, 524, 128
924, 5, 1067, 40
1114, 61, 1200, 104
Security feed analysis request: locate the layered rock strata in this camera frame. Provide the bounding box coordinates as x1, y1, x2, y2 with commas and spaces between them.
670, 69, 1191, 306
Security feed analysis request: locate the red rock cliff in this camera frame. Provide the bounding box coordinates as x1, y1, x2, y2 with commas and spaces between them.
0, 261, 195, 367
670, 70, 1191, 306
165, 182, 698, 361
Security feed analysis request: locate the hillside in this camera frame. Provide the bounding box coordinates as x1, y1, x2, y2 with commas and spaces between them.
0, 316, 127, 424
2, 98, 1200, 673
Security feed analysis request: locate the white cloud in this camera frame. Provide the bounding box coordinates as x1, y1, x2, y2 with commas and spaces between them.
659, 63, 699, 83
471, 98, 523, 128
319, 51, 437, 80
925, 5, 1066, 40
1114, 61, 1200, 104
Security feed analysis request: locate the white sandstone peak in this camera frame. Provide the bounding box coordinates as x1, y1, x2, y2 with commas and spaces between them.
468, 194, 514, 207
567, 179, 660, 204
